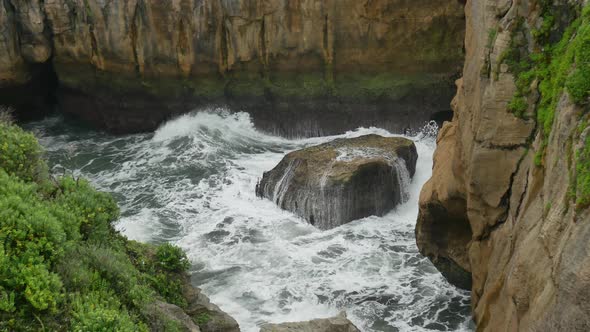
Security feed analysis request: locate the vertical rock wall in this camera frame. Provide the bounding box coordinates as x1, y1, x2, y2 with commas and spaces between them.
417, 0, 590, 330
0, 0, 465, 134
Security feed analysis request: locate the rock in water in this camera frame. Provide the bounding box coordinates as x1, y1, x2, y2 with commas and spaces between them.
256, 134, 417, 229
260, 312, 360, 332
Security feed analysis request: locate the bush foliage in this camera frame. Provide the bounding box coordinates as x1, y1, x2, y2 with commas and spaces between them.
0, 121, 192, 330
503, 4, 590, 166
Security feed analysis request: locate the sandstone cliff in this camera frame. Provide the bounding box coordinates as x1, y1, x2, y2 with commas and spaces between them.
0, 0, 464, 134
417, 0, 590, 330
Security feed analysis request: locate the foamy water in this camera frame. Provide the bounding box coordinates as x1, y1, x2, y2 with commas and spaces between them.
27, 109, 473, 332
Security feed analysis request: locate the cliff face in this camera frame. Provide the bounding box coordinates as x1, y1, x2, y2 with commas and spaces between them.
0, 0, 465, 134
417, 0, 590, 330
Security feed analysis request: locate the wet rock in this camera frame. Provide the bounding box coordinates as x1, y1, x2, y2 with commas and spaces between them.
256, 134, 417, 230
182, 280, 240, 332
260, 312, 360, 332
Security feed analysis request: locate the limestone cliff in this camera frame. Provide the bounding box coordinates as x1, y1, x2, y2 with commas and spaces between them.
0, 0, 465, 134
417, 0, 590, 330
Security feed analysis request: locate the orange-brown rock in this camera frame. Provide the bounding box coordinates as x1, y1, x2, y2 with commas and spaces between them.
417, 0, 590, 330
0, 0, 465, 134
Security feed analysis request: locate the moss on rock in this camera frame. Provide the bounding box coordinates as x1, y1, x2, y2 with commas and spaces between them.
257, 134, 418, 229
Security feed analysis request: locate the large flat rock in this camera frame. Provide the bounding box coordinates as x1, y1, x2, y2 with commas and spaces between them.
256, 134, 417, 229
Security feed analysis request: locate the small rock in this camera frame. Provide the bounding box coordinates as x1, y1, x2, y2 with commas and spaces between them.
145, 300, 201, 332
260, 312, 361, 332
183, 282, 241, 332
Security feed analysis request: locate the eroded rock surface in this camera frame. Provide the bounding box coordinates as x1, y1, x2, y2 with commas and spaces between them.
183, 280, 240, 332
417, 0, 590, 330
146, 300, 201, 332
260, 312, 360, 332
0, 0, 465, 134
257, 134, 417, 230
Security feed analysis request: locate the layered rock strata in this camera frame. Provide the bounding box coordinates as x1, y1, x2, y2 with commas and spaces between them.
0, 0, 465, 135
257, 134, 417, 229
417, 0, 590, 330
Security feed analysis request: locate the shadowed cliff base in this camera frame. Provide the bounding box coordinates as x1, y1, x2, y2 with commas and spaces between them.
0, 60, 58, 122
416, 199, 472, 290
55, 70, 458, 137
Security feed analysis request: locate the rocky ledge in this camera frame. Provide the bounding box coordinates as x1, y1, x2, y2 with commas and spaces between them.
256, 134, 417, 230
142, 248, 240, 332
260, 312, 360, 332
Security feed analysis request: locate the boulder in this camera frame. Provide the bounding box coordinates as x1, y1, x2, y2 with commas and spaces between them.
145, 300, 201, 332
260, 312, 360, 332
182, 282, 240, 332
256, 134, 417, 230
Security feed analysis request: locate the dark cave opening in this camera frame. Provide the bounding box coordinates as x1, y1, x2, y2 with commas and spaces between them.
430, 110, 454, 128
0, 60, 59, 122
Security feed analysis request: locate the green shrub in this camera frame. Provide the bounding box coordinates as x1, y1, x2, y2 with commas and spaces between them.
163, 318, 184, 332
576, 134, 590, 210
156, 243, 190, 272
80, 245, 153, 307
0, 117, 196, 330
70, 291, 144, 332
53, 176, 119, 242
565, 25, 590, 104
126, 241, 189, 307
0, 122, 47, 182
566, 66, 590, 104
195, 312, 211, 325
0, 106, 14, 125
149, 273, 187, 308
0, 170, 67, 314
503, 4, 589, 166
508, 95, 528, 117
487, 28, 498, 49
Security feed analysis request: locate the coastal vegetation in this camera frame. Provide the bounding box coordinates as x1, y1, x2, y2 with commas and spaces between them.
501, 3, 590, 208
0, 109, 192, 331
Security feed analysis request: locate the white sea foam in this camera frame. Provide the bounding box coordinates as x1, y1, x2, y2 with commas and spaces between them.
29, 111, 473, 332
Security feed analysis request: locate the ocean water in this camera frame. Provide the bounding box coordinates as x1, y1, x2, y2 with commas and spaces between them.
26, 109, 473, 332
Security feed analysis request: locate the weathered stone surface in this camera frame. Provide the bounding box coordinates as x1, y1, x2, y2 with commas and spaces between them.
416, 122, 472, 290
146, 300, 202, 332
0, 0, 465, 134
260, 312, 360, 332
183, 279, 240, 332
9, 0, 52, 63
0, 0, 27, 85
417, 0, 590, 331
257, 134, 417, 230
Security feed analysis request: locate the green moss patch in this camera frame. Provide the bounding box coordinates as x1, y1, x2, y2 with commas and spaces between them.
575, 132, 590, 210
503, 4, 589, 165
